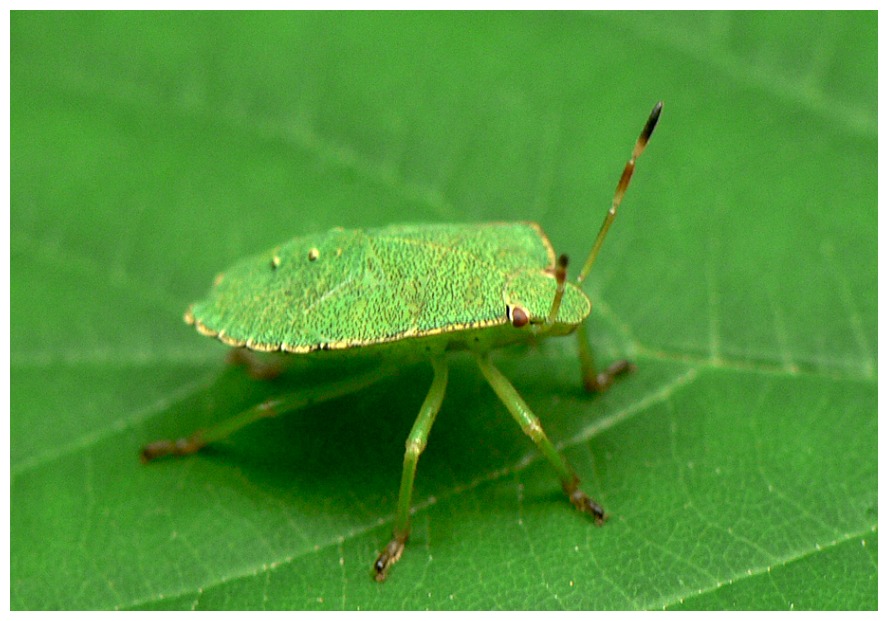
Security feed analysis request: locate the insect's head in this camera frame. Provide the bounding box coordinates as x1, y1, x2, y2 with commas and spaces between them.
504, 253, 587, 334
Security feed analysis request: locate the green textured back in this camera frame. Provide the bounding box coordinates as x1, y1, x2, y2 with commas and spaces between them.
187, 222, 591, 352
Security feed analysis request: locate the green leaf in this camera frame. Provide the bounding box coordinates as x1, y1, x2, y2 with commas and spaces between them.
11, 11, 876, 610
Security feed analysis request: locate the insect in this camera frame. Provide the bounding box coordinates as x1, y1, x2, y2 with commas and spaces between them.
142, 102, 663, 582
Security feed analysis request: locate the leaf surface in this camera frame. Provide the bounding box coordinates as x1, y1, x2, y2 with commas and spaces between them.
11, 12, 876, 610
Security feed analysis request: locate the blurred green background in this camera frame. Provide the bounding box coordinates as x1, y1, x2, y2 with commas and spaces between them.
11, 11, 876, 610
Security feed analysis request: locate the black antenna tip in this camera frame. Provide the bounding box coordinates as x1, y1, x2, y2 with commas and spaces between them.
642, 101, 663, 142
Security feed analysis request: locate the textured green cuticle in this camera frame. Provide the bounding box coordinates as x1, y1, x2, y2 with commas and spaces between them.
189, 222, 591, 352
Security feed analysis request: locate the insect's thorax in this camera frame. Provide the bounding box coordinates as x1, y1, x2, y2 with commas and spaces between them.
187, 222, 590, 353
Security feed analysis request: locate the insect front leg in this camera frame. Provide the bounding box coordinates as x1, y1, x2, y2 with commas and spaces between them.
575, 322, 634, 393
374, 357, 448, 582
475, 354, 606, 523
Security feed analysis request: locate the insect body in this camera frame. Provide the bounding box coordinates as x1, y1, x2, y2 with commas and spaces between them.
185, 222, 590, 354
143, 102, 663, 582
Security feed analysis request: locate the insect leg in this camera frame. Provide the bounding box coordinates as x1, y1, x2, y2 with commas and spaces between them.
140, 366, 390, 462
374, 357, 448, 582
575, 322, 634, 393
475, 355, 606, 524
543, 254, 569, 327
226, 348, 285, 380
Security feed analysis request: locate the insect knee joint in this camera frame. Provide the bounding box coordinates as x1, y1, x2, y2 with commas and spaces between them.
259, 401, 279, 418
404, 438, 426, 461
523, 419, 544, 442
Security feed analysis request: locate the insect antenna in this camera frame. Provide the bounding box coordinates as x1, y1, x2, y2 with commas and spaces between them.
544, 253, 569, 327
576, 101, 663, 285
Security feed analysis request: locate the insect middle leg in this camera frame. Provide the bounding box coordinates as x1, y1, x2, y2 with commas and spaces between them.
374, 357, 448, 582
475, 354, 606, 523
575, 322, 634, 393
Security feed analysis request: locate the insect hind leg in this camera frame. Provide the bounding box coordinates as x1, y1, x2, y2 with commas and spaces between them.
140, 366, 390, 463
227, 348, 285, 380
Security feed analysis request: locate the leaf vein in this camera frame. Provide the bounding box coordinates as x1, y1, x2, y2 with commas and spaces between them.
656, 525, 877, 610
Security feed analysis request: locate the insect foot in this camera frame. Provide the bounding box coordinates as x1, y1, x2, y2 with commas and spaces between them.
563, 476, 607, 525
583, 359, 636, 393
140, 433, 206, 463
373, 533, 408, 582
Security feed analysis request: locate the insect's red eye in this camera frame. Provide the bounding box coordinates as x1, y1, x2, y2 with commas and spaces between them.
509, 305, 529, 328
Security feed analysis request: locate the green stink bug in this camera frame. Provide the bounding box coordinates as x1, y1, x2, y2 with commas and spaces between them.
142, 101, 663, 582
